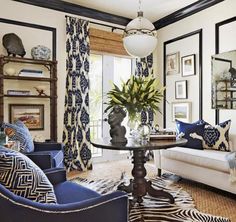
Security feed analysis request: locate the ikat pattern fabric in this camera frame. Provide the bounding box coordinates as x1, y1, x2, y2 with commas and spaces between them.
2, 121, 34, 153
135, 53, 154, 125
0, 146, 57, 204
63, 16, 92, 171
190, 120, 231, 151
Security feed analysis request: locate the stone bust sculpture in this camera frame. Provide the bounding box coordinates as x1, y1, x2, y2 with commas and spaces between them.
108, 106, 127, 144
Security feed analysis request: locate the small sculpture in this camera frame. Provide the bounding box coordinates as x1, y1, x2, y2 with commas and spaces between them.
31, 45, 51, 60
34, 85, 47, 96
2, 33, 26, 57
108, 106, 127, 144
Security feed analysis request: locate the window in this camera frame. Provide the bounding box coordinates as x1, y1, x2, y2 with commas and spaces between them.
89, 53, 135, 160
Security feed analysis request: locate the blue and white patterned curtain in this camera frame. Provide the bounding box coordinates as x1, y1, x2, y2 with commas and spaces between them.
135, 54, 154, 125
63, 16, 92, 171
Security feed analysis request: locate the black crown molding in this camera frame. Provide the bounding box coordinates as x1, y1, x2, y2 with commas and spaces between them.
14, 0, 224, 29
154, 0, 224, 30
13, 0, 131, 27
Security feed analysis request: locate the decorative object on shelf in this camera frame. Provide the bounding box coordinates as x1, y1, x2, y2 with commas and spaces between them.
172, 102, 191, 122
105, 75, 164, 142
19, 69, 43, 77
229, 67, 236, 87
9, 104, 44, 130
31, 45, 51, 60
175, 80, 188, 99
108, 106, 127, 144
33, 134, 45, 142
2, 33, 26, 57
5, 67, 17, 76
166, 52, 180, 75
34, 85, 47, 96
123, 0, 157, 58
182, 54, 196, 76
7, 90, 30, 96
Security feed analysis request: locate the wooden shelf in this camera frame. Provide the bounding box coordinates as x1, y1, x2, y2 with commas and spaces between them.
0, 55, 57, 65
216, 89, 236, 92
2, 94, 54, 98
0, 55, 58, 141
2, 75, 56, 82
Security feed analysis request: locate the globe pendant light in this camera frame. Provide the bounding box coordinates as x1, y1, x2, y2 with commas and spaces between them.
123, 0, 157, 58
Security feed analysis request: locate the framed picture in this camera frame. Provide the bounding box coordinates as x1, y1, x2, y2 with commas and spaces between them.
175, 80, 188, 99
172, 102, 191, 122
9, 104, 44, 130
182, 54, 196, 76
166, 52, 180, 75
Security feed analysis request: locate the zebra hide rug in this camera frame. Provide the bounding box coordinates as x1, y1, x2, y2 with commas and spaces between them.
73, 176, 230, 222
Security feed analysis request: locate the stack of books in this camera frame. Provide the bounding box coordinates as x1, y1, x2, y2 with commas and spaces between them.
7, 90, 30, 96
19, 69, 44, 77
150, 130, 176, 140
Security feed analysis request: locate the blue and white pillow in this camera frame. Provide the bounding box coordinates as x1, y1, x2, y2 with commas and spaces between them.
176, 120, 205, 149
203, 120, 231, 151
3, 121, 34, 153
190, 120, 231, 151
0, 146, 57, 204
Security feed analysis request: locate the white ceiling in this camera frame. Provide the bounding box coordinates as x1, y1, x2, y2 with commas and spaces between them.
64, 0, 199, 22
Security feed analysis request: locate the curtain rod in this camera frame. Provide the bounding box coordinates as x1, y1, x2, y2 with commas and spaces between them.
65, 15, 125, 31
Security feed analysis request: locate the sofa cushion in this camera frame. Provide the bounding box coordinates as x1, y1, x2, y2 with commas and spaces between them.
190, 120, 231, 151
54, 181, 100, 204
176, 120, 205, 149
3, 121, 34, 153
0, 146, 57, 204
161, 147, 229, 173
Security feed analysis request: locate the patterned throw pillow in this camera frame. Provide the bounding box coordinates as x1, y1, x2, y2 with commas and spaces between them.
176, 120, 206, 149
0, 146, 57, 204
203, 120, 231, 151
2, 121, 34, 153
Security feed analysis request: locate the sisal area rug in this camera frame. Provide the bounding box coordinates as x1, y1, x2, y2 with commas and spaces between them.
72, 176, 230, 222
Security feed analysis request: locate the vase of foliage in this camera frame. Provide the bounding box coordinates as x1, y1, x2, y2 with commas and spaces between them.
105, 75, 164, 143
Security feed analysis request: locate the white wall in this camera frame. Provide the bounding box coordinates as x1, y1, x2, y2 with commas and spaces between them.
155, 0, 236, 144
2, 0, 154, 142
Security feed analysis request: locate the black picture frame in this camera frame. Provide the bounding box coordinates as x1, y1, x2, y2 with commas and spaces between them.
175, 80, 188, 99
181, 54, 196, 77
9, 104, 44, 130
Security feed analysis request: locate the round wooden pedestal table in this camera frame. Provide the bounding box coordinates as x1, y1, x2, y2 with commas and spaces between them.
91, 137, 187, 205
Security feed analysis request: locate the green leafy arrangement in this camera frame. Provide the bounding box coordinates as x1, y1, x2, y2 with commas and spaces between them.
105, 75, 164, 120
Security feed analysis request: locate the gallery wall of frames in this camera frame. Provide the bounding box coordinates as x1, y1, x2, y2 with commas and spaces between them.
163, 30, 202, 129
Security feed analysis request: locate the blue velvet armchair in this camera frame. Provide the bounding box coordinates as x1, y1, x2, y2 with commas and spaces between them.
0, 168, 128, 222
26, 142, 64, 170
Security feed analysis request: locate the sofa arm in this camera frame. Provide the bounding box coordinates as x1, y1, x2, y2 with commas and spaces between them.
26, 153, 52, 170
44, 168, 67, 185
34, 142, 64, 152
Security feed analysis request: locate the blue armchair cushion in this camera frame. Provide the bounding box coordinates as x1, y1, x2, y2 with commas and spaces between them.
3, 121, 34, 153
30, 150, 64, 169
0, 146, 57, 204
54, 181, 101, 204
176, 120, 206, 149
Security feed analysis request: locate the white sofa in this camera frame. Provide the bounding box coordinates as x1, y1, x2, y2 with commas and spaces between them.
154, 138, 236, 194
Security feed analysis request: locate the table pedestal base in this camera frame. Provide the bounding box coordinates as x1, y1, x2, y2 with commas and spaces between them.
118, 149, 174, 205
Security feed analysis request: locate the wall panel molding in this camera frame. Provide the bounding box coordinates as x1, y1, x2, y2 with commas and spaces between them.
163, 29, 203, 128
215, 16, 236, 124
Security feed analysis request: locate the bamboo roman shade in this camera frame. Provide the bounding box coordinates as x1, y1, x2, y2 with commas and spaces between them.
90, 28, 128, 56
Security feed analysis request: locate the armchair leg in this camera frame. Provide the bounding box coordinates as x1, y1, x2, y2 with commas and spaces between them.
158, 168, 162, 177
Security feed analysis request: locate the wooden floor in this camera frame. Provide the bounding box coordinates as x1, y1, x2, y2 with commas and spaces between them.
68, 159, 236, 222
